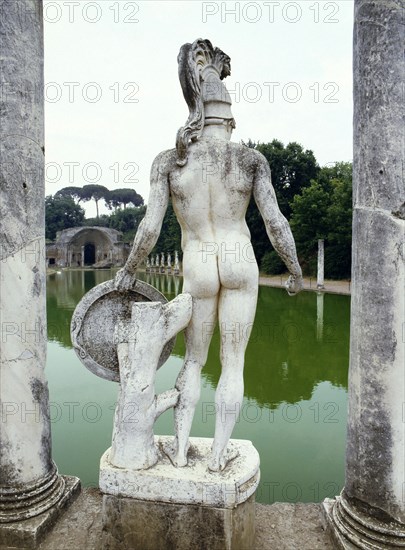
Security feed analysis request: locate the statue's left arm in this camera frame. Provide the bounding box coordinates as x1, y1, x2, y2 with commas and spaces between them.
253, 153, 303, 295
115, 152, 170, 289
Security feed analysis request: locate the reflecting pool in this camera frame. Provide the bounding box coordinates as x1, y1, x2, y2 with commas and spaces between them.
46, 269, 349, 504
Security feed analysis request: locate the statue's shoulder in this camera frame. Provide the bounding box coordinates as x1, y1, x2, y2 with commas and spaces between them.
230, 142, 267, 169
152, 148, 178, 172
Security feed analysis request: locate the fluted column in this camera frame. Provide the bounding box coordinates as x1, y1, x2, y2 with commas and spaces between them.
323, 1, 405, 547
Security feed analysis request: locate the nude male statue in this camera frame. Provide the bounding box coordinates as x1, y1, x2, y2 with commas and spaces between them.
115, 39, 303, 471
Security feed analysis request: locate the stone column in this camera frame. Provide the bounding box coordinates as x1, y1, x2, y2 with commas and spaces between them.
323, 1, 405, 547
81, 245, 85, 267
174, 250, 180, 276
0, 1, 79, 546
316, 239, 324, 289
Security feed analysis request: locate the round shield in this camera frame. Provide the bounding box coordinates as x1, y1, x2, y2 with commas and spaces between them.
70, 279, 175, 382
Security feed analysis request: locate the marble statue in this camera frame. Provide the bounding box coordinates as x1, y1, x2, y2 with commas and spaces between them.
160, 252, 165, 273
115, 38, 303, 471
167, 252, 172, 274
174, 250, 180, 275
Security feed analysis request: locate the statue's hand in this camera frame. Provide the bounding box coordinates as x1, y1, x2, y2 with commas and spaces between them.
114, 267, 137, 291
285, 274, 304, 296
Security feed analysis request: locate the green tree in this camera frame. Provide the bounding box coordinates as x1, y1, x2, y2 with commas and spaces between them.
260, 250, 285, 275
80, 184, 109, 218
108, 206, 147, 242
153, 200, 182, 257
55, 186, 83, 203
106, 188, 144, 210
289, 162, 353, 278
245, 139, 320, 269
45, 195, 85, 241
325, 162, 352, 278
290, 180, 331, 272
83, 215, 110, 228
255, 139, 320, 217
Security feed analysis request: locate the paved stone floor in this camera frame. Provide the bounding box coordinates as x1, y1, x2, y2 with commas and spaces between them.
8, 488, 335, 550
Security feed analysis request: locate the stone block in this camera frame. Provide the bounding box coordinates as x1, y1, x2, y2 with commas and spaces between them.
0, 476, 80, 549
102, 494, 255, 550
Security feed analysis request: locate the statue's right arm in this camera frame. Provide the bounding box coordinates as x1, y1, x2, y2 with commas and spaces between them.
253, 153, 303, 294
115, 153, 170, 289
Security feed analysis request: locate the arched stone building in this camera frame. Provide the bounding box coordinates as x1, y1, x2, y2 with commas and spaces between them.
46, 227, 129, 268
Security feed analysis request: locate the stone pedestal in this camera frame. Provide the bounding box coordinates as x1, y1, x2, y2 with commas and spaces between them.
102, 493, 255, 550
100, 436, 260, 550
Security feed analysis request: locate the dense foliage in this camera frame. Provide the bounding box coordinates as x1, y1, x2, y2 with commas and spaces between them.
244, 141, 352, 279
45, 195, 85, 241
55, 184, 144, 218
46, 143, 352, 279
289, 161, 352, 279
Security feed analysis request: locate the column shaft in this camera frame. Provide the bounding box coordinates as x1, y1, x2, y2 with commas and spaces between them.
323, 1, 405, 547
346, 0, 405, 523
0, 0, 65, 522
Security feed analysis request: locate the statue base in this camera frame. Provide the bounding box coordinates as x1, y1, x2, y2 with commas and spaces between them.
0, 476, 80, 548
100, 436, 260, 550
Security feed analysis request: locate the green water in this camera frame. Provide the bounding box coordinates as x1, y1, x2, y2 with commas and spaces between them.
46, 269, 350, 504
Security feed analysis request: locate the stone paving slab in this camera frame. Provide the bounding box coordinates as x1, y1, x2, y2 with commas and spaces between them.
19, 488, 335, 550
255, 501, 335, 549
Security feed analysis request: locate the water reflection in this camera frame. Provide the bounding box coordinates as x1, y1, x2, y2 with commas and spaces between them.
143, 273, 182, 297
47, 270, 348, 409
317, 291, 324, 341
47, 269, 116, 348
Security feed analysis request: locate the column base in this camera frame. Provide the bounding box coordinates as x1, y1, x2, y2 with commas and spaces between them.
100, 436, 260, 550
0, 476, 80, 548
322, 492, 405, 549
